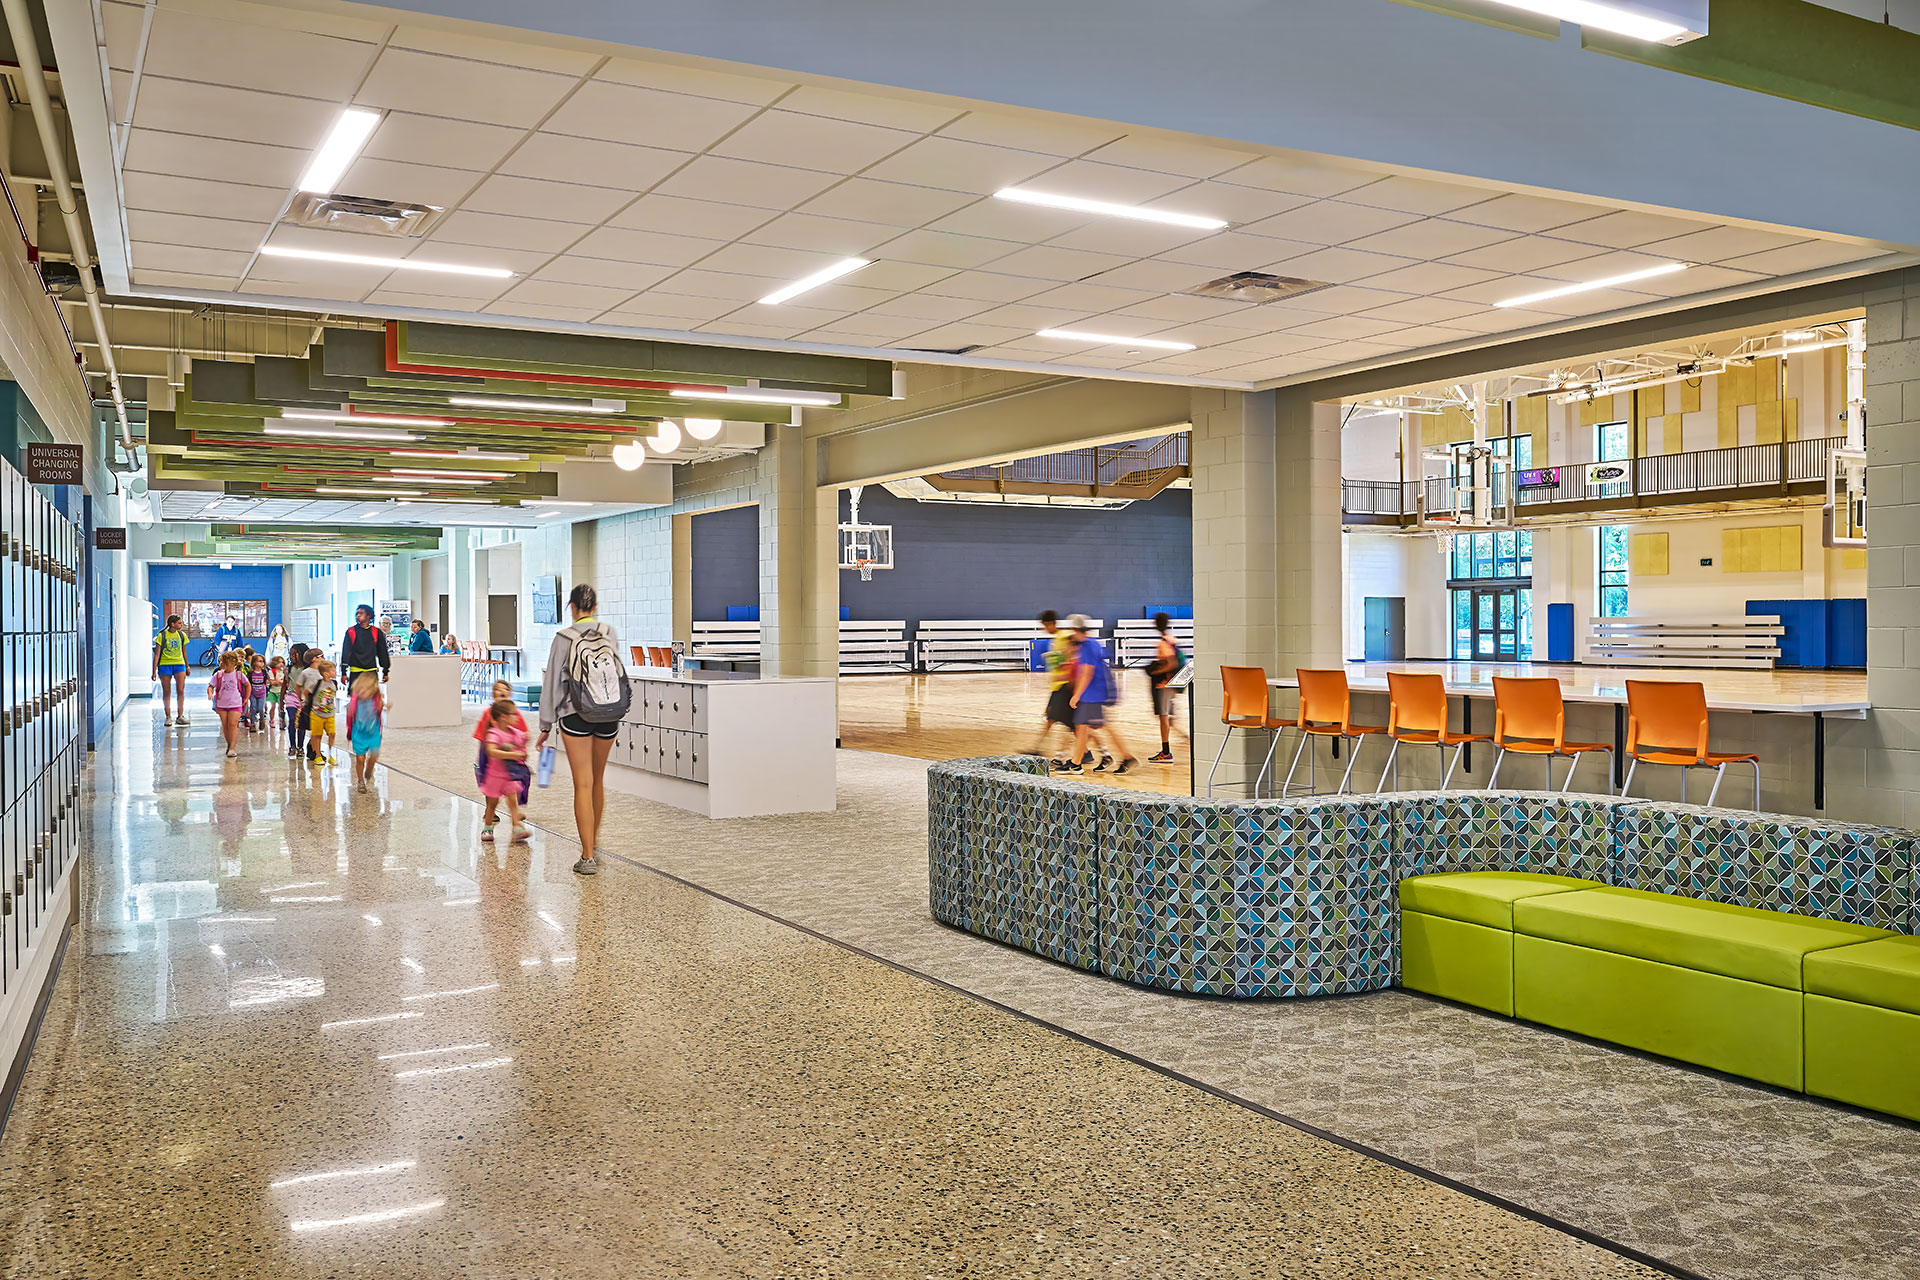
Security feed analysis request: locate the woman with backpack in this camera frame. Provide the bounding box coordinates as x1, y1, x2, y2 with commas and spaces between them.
536, 584, 629, 877
1147, 612, 1187, 764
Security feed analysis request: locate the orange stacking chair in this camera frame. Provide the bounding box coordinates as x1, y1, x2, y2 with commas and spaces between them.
649, 645, 673, 667
631, 645, 648, 666
1622, 680, 1760, 807
1375, 671, 1489, 792
1487, 676, 1613, 794
1207, 665, 1294, 797
1281, 669, 1385, 796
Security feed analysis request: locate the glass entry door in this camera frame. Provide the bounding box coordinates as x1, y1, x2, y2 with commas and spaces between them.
1470, 587, 1520, 660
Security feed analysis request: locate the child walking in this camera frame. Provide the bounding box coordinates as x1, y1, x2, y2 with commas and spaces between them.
246, 653, 269, 732
473, 679, 529, 842
346, 671, 384, 793
265, 656, 287, 741
308, 660, 341, 766
479, 698, 531, 844
284, 645, 310, 759
208, 651, 247, 758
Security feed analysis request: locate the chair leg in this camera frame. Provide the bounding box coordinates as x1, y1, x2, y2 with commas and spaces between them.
1441, 742, 1464, 789
1205, 726, 1233, 798
1281, 733, 1310, 798
1708, 761, 1728, 808
1559, 753, 1577, 793
1338, 735, 1362, 794
1487, 748, 1505, 789
1751, 759, 1761, 810
1680, 768, 1687, 805
1545, 755, 1553, 790
1375, 739, 1400, 794
1620, 757, 1638, 798
1253, 728, 1286, 799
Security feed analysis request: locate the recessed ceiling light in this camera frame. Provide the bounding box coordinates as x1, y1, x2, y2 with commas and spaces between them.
319, 487, 423, 497
668, 387, 840, 407
757, 257, 871, 305
1034, 328, 1197, 352
282, 410, 452, 427
649, 420, 682, 455
994, 187, 1226, 231
297, 108, 382, 194
683, 417, 723, 442
447, 396, 624, 414
258, 245, 514, 279
1477, 1, 1701, 43
264, 424, 420, 443
1494, 262, 1688, 308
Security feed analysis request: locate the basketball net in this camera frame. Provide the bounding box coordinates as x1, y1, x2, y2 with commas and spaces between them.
856, 558, 874, 581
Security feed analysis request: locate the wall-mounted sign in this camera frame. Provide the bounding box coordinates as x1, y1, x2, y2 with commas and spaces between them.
94, 527, 127, 550
1515, 467, 1561, 490
25, 442, 83, 485
1585, 461, 1631, 486
531, 574, 560, 625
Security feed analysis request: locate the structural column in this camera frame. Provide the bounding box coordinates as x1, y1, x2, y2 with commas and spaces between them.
757, 423, 840, 679
1274, 390, 1346, 672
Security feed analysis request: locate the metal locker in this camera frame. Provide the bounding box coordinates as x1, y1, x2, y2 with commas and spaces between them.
689, 687, 708, 733
687, 734, 707, 784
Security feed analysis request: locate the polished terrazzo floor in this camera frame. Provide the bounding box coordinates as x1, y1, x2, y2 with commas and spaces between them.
0, 710, 1667, 1278
373, 708, 1920, 1280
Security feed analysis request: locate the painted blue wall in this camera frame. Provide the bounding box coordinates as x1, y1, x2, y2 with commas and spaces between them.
690, 488, 1193, 630
145, 563, 284, 659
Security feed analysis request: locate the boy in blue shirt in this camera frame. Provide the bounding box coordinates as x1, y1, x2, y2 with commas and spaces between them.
1060, 614, 1139, 776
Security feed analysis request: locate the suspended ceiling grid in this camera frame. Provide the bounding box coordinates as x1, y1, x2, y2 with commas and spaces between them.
75, 0, 1907, 392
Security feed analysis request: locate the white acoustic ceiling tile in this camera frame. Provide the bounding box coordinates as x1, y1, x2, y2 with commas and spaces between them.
1375, 324, 1476, 349
1216, 155, 1380, 199
242, 245, 398, 286
339, 156, 480, 208
694, 243, 852, 282
742, 213, 908, 255
1447, 192, 1609, 233
597, 308, 723, 330
237, 276, 380, 303
1151, 182, 1313, 226
1207, 330, 1329, 356
1261, 245, 1422, 283
1439, 307, 1551, 334
1551, 209, 1715, 248
984, 244, 1135, 281
1359, 296, 1487, 324
1531, 247, 1681, 281
1304, 338, 1409, 363
122, 171, 288, 223
1512, 287, 1662, 317
530, 258, 677, 292
1030, 314, 1171, 341
132, 242, 255, 276
357, 266, 516, 300
652, 156, 841, 210
805, 318, 942, 343
1082, 135, 1259, 179
125, 210, 267, 253
1625, 263, 1768, 296
430, 209, 585, 253
1343, 219, 1517, 260
132, 77, 338, 151
734, 303, 852, 330
1717, 240, 1892, 275
141, 8, 377, 100
775, 84, 963, 133
123, 128, 306, 187
712, 110, 920, 173
482, 302, 609, 324
1271, 284, 1417, 315
830, 260, 955, 292
650, 268, 786, 303
860, 136, 1060, 194
1042, 219, 1216, 257
1017, 280, 1167, 313
606, 291, 739, 320
1107, 294, 1255, 323
872, 228, 1021, 269
935, 110, 1127, 157
1358, 262, 1503, 295
354, 47, 575, 129
595, 59, 792, 105
1284, 314, 1404, 341
1153, 231, 1317, 272
963, 302, 1096, 330
101, 1, 144, 72
1015, 158, 1198, 204
1441, 236, 1604, 274
1196, 303, 1334, 333
362, 113, 524, 172
900, 321, 1033, 348
462, 174, 633, 225
920, 271, 1056, 302
546, 82, 760, 151
568, 225, 727, 267
1342, 175, 1493, 215
1117, 352, 1233, 374
1634, 226, 1816, 264
787, 282, 900, 312
1080, 259, 1217, 293
492, 279, 641, 311
386, 25, 600, 75
861, 292, 992, 322
694, 319, 820, 339
1240, 200, 1420, 246
1196, 357, 1304, 380
129, 268, 243, 292
263, 221, 446, 257
498, 133, 691, 191
798, 178, 979, 226
607, 195, 775, 240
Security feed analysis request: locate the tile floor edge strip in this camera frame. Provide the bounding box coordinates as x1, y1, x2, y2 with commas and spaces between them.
379, 762, 1707, 1280
0, 923, 74, 1145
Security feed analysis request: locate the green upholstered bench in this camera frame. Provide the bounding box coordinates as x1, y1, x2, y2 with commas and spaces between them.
1804, 936, 1920, 1122
1399, 872, 1599, 1016
1512, 888, 1888, 1090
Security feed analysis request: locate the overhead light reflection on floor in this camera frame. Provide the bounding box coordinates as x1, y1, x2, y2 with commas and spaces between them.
270, 1159, 415, 1190
361, 914, 382, 926
322, 1011, 422, 1030
376, 1042, 491, 1062
393, 1057, 512, 1080
400, 983, 498, 1004
400, 957, 425, 974
536, 911, 563, 932
289, 1198, 445, 1233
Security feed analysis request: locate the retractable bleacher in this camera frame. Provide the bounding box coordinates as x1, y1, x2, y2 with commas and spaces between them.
838, 621, 913, 674
1587, 615, 1783, 669
1112, 617, 1195, 667
688, 621, 761, 670
916, 619, 1103, 672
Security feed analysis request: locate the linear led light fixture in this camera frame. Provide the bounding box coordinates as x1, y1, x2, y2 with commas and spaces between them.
282, 409, 453, 427
1494, 262, 1687, 308
298, 108, 382, 193
1476, 1, 1705, 43
447, 396, 625, 414
994, 187, 1227, 231
390, 450, 527, 461
1034, 328, 1198, 352
389, 468, 514, 479
403, 495, 506, 506
758, 257, 871, 305
669, 387, 841, 407
258, 244, 514, 279
368, 474, 494, 487
264, 424, 420, 443
318, 486, 424, 497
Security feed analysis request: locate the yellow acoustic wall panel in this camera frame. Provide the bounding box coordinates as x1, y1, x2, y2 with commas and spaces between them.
1786, 399, 1800, 441
1630, 532, 1669, 576
1722, 525, 1802, 572
1635, 384, 1664, 455
1718, 360, 1756, 447
1756, 399, 1784, 445
1679, 377, 1702, 414
1581, 394, 1619, 427
1755, 356, 1780, 403
1515, 394, 1547, 460
1843, 547, 1868, 570
1422, 404, 1476, 446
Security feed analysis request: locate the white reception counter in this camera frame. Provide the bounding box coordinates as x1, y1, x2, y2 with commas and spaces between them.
598, 672, 836, 819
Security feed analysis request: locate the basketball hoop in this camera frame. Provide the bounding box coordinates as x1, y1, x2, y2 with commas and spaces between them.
855, 557, 874, 581
839, 485, 894, 579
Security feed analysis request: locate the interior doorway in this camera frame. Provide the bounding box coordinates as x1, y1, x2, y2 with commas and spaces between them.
1468, 586, 1521, 660
487, 594, 519, 647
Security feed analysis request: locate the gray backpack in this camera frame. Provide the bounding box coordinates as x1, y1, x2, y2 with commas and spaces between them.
561, 622, 630, 722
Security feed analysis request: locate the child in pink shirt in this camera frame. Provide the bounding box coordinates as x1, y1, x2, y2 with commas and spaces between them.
208, 651, 247, 758
480, 698, 531, 844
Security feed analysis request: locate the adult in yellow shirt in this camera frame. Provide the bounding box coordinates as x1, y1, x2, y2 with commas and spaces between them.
1026, 610, 1077, 759
152, 613, 191, 727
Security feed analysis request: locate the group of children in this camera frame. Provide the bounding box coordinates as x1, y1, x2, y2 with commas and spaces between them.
206, 641, 386, 791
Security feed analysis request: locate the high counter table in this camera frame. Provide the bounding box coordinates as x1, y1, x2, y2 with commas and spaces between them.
1268, 660, 1869, 809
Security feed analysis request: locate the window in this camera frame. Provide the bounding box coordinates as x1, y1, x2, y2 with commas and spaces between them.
165, 599, 269, 637
1594, 421, 1630, 462
1598, 525, 1630, 618
1448, 531, 1534, 660
1448, 530, 1533, 581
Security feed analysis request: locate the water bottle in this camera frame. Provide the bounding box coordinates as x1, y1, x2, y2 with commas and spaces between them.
536, 743, 556, 788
